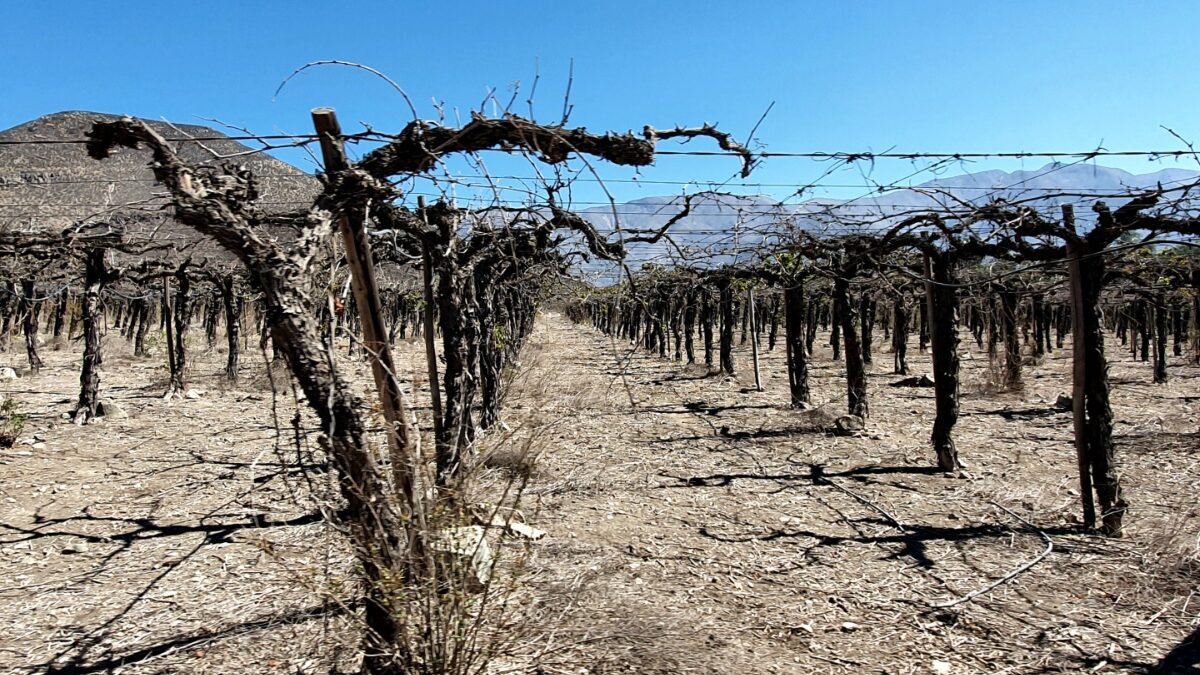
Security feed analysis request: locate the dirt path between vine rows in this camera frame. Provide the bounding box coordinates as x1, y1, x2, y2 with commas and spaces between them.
504, 312, 1200, 674
0, 311, 1197, 674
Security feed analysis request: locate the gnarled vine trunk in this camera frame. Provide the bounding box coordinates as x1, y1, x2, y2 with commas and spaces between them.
835, 275, 867, 417
20, 279, 42, 374
718, 281, 735, 375
701, 289, 714, 368
1000, 288, 1022, 389
75, 249, 106, 423
892, 295, 909, 375
783, 281, 809, 407
926, 254, 960, 471
1153, 294, 1168, 384
221, 276, 243, 382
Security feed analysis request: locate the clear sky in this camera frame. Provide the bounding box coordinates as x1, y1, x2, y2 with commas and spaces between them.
3, 0, 1199, 205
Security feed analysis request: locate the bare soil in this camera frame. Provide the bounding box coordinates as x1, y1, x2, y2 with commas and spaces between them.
1, 313, 1197, 674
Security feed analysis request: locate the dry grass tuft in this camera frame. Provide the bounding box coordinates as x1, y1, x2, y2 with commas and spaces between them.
1137, 503, 1200, 591
479, 445, 539, 480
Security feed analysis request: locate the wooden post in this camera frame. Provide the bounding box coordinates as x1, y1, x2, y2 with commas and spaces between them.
312, 108, 422, 518
748, 287, 763, 391
924, 255, 936, 366
1065, 205, 1097, 528
162, 277, 176, 383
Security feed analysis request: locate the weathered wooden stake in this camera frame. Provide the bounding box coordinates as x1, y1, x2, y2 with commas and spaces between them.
312, 108, 423, 518
748, 287, 762, 391
162, 277, 176, 386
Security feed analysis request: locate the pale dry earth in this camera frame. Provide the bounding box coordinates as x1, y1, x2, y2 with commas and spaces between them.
0, 311, 1197, 674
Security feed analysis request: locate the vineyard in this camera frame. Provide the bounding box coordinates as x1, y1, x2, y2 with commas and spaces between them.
0, 103, 1198, 675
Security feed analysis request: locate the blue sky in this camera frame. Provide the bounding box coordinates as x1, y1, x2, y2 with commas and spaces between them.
3, 0, 1199, 205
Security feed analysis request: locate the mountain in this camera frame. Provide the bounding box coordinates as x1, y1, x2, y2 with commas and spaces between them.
573, 163, 1200, 277
0, 111, 319, 258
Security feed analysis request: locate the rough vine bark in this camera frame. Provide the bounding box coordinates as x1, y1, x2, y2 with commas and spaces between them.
1153, 294, 1168, 384
167, 265, 191, 396
19, 279, 43, 374
133, 297, 150, 357
683, 290, 697, 364
834, 273, 867, 417
220, 275, 243, 381
859, 292, 874, 366
718, 280, 736, 375
1070, 234, 1127, 535
701, 289, 715, 368
783, 281, 809, 406
892, 294, 910, 375
1000, 287, 1022, 389
75, 249, 112, 423
926, 254, 960, 471
52, 292, 68, 346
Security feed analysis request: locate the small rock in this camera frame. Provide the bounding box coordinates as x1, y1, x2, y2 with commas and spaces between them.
932, 660, 952, 674
1054, 393, 1073, 411
185, 389, 205, 400
840, 621, 860, 632
429, 526, 494, 592
834, 415, 865, 436
890, 374, 935, 388
31, 442, 45, 450
0, 367, 17, 381
96, 400, 129, 420
61, 542, 90, 554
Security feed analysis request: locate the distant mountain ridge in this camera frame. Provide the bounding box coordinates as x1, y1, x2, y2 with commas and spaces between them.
3, 112, 1193, 275
574, 163, 1200, 274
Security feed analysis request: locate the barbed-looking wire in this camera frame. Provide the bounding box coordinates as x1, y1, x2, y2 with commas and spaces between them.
2, 132, 1198, 160
2, 127, 1197, 293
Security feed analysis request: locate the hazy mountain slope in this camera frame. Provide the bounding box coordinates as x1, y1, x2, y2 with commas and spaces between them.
0, 111, 319, 259
574, 163, 1200, 275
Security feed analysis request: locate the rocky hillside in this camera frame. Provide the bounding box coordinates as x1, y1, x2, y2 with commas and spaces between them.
0, 111, 319, 253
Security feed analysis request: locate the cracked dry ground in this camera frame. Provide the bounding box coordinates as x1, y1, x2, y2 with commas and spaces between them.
1, 311, 1198, 674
